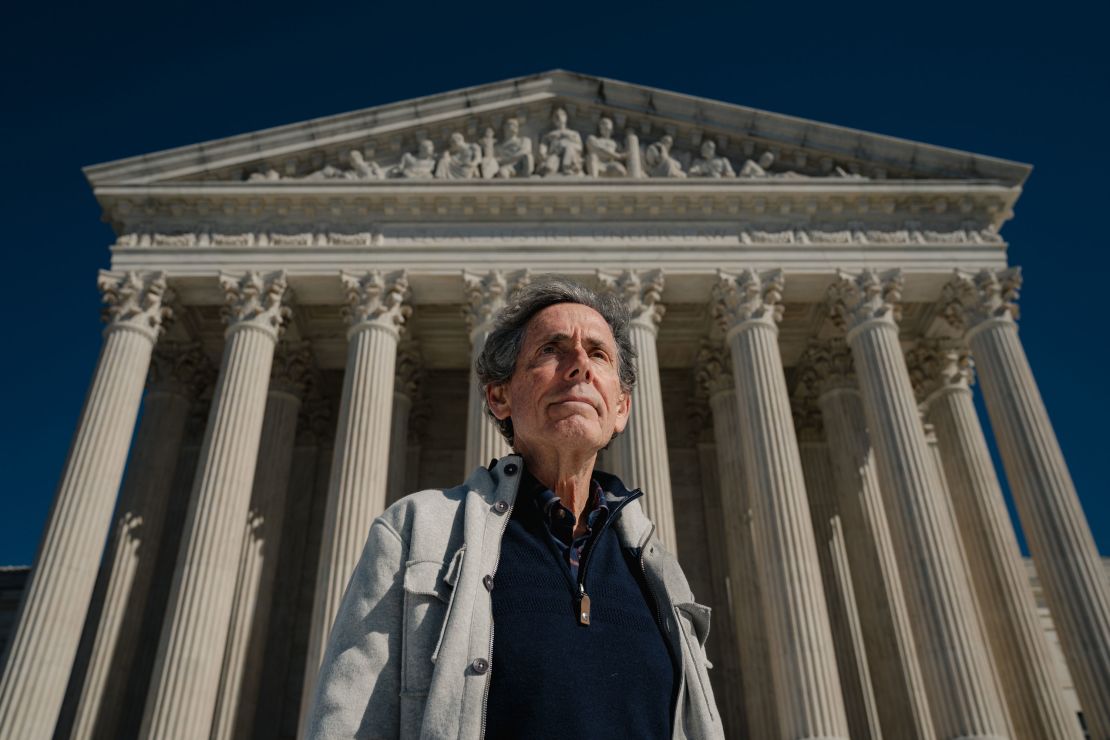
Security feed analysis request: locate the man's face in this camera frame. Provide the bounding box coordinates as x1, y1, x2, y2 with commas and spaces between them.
487, 303, 631, 458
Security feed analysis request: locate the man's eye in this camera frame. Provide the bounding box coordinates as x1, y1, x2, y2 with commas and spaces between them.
540, 345, 557, 354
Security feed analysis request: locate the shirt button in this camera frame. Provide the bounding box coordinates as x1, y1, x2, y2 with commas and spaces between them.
471, 658, 489, 674
493, 500, 509, 514
483, 574, 494, 591
504, 463, 518, 476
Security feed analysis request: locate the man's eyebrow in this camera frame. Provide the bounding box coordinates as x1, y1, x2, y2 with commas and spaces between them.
536, 332, 613, 350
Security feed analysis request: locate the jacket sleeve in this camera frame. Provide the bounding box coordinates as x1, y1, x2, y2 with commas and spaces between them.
305, 518, 405, 739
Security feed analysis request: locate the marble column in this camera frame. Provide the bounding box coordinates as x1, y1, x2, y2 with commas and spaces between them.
694, 342, 778, 740
943, 267, 1110, 738
211, 341, 314, 740
800, 339, 936, 739
462, 270, 525, 473
69, 342, 212, 740
0, 271, 170, 740
910, 340, 1078, 738
598, 269, 678, 552
386, 341, 422, 507
828, 268, 1010, 738
300, 270, 409, 731
793, 397, 882, 740
139, 270, 290, 740
712, 268, 850, 739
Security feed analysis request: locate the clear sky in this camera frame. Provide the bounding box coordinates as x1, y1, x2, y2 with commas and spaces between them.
1, 1, 1106, 564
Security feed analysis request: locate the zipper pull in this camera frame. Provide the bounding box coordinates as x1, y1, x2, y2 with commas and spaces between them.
577, 584, 591, 626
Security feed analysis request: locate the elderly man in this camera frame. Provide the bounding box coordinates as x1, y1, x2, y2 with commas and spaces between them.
306, 276, 722, 739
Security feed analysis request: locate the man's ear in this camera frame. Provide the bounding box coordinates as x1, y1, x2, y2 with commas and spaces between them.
612, 387, 632, 434
486, 382, 512, 421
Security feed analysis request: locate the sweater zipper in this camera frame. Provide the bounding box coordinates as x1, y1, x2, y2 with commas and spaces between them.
479, 500, 514, 740
575, 489, 643, 626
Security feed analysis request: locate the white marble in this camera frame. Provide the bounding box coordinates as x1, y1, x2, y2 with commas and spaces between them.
944, 268, 1110, 738
0, 271, 170, 740
139, 271, 289, 740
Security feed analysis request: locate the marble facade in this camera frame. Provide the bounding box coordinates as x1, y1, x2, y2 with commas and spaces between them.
1, 71, 1106, 739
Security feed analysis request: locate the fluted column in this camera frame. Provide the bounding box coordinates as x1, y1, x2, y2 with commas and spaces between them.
462, 270, 526, 472
828, 268, 1010, 738
793, 396, 882, 740
695, 342, 778, 739
300, 270, 409, 731
911, 341, 1078, 739
68, 342, 211, 740
212, 341, 314, 740
598, 269, 678, 551
139, 270, 290, 740
800, 339, 935, 739
713, 268, 850, 739
943, 268, 1110, 737
0, 271, 170, 740
386, 341, 422, 506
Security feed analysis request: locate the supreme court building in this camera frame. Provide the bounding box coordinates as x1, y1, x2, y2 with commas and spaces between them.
1, 71, 1107, 739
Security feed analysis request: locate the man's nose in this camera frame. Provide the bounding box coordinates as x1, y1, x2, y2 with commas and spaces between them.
563, 344, 591, 380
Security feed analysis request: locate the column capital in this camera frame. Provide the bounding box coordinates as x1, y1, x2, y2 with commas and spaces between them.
219, 271, 291, 339
148, 341, 215, 399
394, 340, 424, 401
791, 369, 825, 443
798, 338, 856, 397
711, 268, 785, 336
905, 339, 974, 407
295, 392, 335, 448
462, 269, 530, 342
340, 270, 410, 339
827, 268, 903, 337
270, 340, 316, 399
694, 340, 734, 400
98, 270, 173, 341
596, 268, 666, 331
941, 267, 1021, 337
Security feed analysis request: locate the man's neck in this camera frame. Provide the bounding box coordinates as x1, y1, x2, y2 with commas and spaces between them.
517, 448, 596, 528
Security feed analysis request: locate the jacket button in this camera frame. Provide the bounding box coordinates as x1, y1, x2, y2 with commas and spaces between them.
483, 574, 494, 591
471, 658, 489, 674
493, 500, 509, 514
504, 463, 518, 476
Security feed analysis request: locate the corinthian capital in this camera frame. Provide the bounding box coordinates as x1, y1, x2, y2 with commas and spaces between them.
394, 340, 424, 400
941, 267, 1021, 335
596, 269, 666, 330
711, 268, 785, 335
270, 341, 316, 398
341, 270, 410, 337
798, 338, 856, 396
148, 341, 215, 398
462, 269, 530, 339
827, 268, 903, 334
905, 339, 974, 405
219, 271, 291, 338
694, 340, 734, 399
791, 377, 824, 442
98, 270, 173, 340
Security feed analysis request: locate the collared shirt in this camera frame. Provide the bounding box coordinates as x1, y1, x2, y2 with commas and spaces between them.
520, 469, 610, 580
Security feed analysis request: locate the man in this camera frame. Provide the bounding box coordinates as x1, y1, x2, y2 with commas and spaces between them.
306, 276, 723, 739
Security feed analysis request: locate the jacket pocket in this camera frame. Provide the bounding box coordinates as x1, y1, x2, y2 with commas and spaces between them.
401, 546, 464, 694
674, 602, 715, 721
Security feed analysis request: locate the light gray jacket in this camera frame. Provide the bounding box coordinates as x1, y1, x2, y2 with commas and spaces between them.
306, 454, 724, 740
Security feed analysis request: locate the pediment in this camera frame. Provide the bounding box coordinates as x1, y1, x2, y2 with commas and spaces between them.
84, 70, 1029, 188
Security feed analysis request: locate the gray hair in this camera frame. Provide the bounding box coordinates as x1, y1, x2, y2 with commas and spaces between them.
475, 275, 637, 446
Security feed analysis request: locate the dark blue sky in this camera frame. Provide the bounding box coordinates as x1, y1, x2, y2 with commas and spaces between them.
2, 2, 1106, 564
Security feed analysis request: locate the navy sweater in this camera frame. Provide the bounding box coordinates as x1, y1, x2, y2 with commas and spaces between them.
485, 473, 676, 739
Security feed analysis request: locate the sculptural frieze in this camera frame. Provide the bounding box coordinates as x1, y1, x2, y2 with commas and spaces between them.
689, 140, 734, 178
237, 108, 882, 182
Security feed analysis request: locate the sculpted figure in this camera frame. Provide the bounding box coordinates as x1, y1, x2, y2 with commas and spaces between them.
494, 117, 534, 178
688, 140, 735, 178
247, 167, 281, 181
435, 132, 482, 179
392, 139, 437, 178
537, 107, 583, 176
738, 150, 776, 177
306, 276, 725, 740
304, 150, 384, 180
585, 117, 628, 177
479, 128, 500, 179
643, 135, 686, 178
